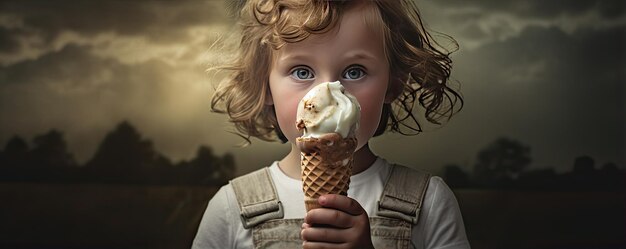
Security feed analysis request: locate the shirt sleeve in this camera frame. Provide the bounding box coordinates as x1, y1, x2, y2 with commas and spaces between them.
192, 185, 238, 249
415, 176, 471, 249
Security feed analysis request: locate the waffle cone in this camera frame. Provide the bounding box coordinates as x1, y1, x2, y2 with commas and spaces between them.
297, 134, 357, 211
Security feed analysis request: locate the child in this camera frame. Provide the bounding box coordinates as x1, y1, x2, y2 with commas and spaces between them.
193, 0, 469, 248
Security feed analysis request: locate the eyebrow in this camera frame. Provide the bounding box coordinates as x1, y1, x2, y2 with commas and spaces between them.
276, 53, 312, 63
277, 50, 377, 63
344, 50, 377, 61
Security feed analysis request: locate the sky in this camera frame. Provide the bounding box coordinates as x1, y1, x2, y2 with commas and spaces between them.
0, 0, 623, 176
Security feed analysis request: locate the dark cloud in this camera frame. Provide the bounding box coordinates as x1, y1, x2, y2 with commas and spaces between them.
0, 0, 231, 48
451, 25, 624, 168
599, 1, 626, 19
0, 27, 22, 53
418, 0, 626, 51
430, 0, 624, 19
454, 21, 488, 40
0, 44, 117, 85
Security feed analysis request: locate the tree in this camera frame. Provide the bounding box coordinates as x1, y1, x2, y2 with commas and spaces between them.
86, 121, 171, 183
473, 137, 531, 187
572, 155, 595, 175
174, 145, 237, 185
443, 164, 470, 188
1, 136, 30, 168
30, 130, 76, 168
190, 145, 218, 184
216, 153, 236, 184
598, 162, 624, 190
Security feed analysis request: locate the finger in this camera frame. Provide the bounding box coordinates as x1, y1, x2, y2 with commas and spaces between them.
319, 194, 364, 216
302, 241, 346, 249
305, 208, 353, 228
300, 223, 309, 240
301, 226, 346, 243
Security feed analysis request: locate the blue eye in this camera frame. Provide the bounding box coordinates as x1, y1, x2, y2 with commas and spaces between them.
342, 66, 366, 80
290, 67, 314, 80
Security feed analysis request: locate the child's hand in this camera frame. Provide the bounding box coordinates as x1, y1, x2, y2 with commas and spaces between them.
301, 194, 374, 249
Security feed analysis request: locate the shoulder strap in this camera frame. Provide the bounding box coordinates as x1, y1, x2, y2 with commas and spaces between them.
377, 164, 431, 224
230, 167, 284, 229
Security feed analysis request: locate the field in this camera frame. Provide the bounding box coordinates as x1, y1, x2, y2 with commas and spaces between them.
456, 190, 625, 249
0, 183, 624, 249
0, 183, 217, 249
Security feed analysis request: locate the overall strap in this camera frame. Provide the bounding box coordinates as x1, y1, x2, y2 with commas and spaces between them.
230, 167, 284, 229
377, 164, 431, 225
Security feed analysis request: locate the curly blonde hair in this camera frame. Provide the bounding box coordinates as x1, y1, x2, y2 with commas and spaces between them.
211, 0, 463, 143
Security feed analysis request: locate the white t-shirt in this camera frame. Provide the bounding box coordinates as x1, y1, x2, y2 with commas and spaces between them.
193, 157, 470, 249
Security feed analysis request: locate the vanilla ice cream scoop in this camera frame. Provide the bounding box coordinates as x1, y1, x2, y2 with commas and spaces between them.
296, 81, 360, 138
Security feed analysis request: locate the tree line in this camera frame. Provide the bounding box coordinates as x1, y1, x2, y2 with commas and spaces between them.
1, 125, 623, 190
0, 121, 234, 185
443, 137, 624, 191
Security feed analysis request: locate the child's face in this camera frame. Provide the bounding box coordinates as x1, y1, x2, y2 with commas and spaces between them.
268, 3, 390, 150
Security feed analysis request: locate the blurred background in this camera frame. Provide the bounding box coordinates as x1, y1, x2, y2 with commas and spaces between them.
0, 0, 624, 248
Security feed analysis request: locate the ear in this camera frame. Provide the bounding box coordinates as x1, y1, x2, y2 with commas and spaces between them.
384, 77, 403, 104
264, 86, 274, 105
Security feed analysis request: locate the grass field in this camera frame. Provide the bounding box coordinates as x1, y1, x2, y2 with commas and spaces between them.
0, 183, 623, 249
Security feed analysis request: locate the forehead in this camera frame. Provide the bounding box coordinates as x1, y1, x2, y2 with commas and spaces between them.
274, 2, 385, 61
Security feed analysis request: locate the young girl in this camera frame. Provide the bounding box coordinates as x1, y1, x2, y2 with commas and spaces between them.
194, 0, 469, 248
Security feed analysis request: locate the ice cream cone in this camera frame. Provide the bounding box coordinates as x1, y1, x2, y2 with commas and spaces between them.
298, 134, 357, 211
294, 81, 360, 212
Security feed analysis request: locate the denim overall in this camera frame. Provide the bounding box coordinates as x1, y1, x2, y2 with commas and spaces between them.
230, 164, 431, 249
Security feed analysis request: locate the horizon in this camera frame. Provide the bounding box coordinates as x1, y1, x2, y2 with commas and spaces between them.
2, 120, 622, 177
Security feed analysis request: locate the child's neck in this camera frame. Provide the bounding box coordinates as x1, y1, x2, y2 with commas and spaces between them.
278, 142, 378, 180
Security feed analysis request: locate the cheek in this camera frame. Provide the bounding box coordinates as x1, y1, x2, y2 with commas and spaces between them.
269, 79, 305, 142
358, 100, 384, 134
354, 90, 387, 147
273, 98, 300, 139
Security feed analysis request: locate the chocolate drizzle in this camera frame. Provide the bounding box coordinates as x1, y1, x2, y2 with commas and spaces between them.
296, 133, 357, 168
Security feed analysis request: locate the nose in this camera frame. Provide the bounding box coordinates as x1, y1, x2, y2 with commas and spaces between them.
316, 76, 340, 85
313, 67, 340, 85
